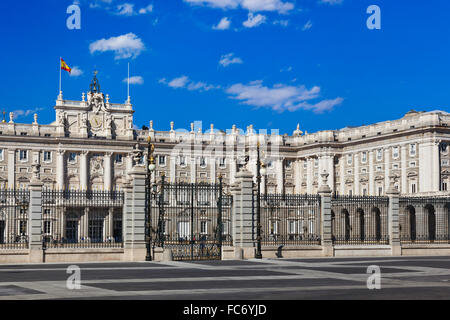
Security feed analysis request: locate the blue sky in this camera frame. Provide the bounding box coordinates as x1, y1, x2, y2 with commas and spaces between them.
0, 0, 449, 134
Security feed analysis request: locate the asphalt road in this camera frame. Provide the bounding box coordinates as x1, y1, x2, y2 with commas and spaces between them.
0, 256, 449, 300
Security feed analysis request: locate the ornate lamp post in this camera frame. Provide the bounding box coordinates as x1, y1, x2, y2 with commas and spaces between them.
255, 141, 266, 259
146, 136, 156, 261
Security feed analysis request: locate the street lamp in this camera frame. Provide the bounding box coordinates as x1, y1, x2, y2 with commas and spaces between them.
255, 141, 265, 259
146, 136, 156, 261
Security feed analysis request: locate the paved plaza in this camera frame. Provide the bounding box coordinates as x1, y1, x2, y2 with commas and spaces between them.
0, 256, 449, 300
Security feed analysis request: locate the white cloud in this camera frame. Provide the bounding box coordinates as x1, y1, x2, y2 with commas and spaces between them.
116, 3, 135, 16
213, 17, 231, 30
168, 76, 190, 88
302, 20, 312, 31
139, 4, 154, 14
161, 76, 219, 91
123, 76, 144, 85
183, 0, 294, 14
89, 33, 146, 60
183, 0, 240, 10
243, 13, 266, 28
12, 107, 44, 119
69, 66, 83, 77
219, 53, 243, 67
319, 0, 343, 5
273, 19, 289, 27
241, 0, 294, 14
226, 81, 343, 113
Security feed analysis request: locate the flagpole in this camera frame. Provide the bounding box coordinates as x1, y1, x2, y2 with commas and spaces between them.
59, 56, 62, 95
127, 62, 130, 102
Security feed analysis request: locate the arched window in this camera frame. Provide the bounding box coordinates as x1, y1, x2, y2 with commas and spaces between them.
358, 209, 365, 241
372, 207, 382, 242
426, 204, 436, 241
343, 209, 350, 242
407, 206, 416, 241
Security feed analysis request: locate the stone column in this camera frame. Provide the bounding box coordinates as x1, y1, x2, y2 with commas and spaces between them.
318, 171, 333, 257
124, 166, 147, 261
80, 150, 88, 191
294, 160, 301, 194
306, 158, 313, 194
29, 179, 44, 263
230, 155, 237, 185
103, 152, 112, 191
340, 155, 345, 195
210, 157, 216, 184
384, 148, 390, 193
126, 153, 133, 180
401, 145, 407, 194
7, 149, 15, 189
231, 169, 256, 259
369, 150, 375, 195
386, 175, 401, 256
170, 156, 176, 183
275, 158, 283, 193
354, 153, 360, 195
432, 140, 440, 191
56, 149, 65, 190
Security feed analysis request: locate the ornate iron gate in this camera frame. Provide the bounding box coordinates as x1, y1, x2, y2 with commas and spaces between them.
149, 176, 232, 261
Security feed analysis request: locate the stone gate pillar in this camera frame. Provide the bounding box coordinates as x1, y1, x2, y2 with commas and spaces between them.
231, 169, 255, 259
318, 171, 333, 257
387, 175, 401, 256
123, 166, 147, 261
28, 167, 44, 263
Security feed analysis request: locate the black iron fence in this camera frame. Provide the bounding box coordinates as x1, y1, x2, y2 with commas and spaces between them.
331, 195, 389, 245
41, 190, 124, 248
399, 196, 450, 244
149, 181, 232, 261
259, 193, 321, 246
0, 189, 30, 249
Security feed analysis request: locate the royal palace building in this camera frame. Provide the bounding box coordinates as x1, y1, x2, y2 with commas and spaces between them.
1, 75, 449, 196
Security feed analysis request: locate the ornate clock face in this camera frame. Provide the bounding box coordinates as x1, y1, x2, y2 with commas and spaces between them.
90, 114, 103, 129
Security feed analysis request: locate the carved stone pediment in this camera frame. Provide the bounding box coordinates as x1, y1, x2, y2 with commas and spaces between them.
345, 178, 354, 184
407, 171, 418, 177
375, 175, 384, 181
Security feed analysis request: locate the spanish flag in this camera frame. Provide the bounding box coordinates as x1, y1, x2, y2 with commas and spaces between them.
61, 58, 71, 74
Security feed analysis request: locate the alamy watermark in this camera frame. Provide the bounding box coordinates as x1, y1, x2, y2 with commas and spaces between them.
67, 4, 81, 30
367, 265, 381, 289
367, 5, 381, 30
66, 265, 81, 290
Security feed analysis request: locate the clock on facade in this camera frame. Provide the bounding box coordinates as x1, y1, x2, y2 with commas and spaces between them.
90, 115, 103, 129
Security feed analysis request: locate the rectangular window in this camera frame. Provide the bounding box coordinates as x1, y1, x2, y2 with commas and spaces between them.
349, 189, 353, 196
347, 154, 352, 165
200, 221, 207, 234
179, 155, 186, 166
411, 183, 417, 193
271, 221, 279, 235
314, 159, 318, 167
378, 187, 383, 196
44, 221, 51, 234
69, 153, 77, 162
178, 222, 190, 240
442, 182, 448, 191
288, 220, 296, 234
376, 149, 382, 161
410, 144, 416, 156
200, 157, 206, 167
361, 152, 367, 163
43, 151, 52, 162
19, 221, 27, 235
159, 155, 166, 166
363, 188, 367, 196
285, 160, 292, 168
115, 154, 123, 163
393, 146, 399, 159
219, 157, 226, 167
19, 150, 28, 161
0, 149, 3, 161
